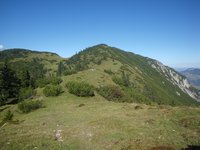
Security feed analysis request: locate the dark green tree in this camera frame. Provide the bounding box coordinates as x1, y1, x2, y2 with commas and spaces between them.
0, 62, 21, 104
21, 70, 31, 87
121, 71, 130, 87
57, 62, 64, 76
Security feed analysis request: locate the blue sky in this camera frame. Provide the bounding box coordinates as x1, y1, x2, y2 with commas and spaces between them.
1, 0, 200, 68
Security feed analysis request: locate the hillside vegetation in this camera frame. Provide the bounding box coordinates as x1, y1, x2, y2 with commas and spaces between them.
0, 48, 65, 77
0, 45, 199, 106
0, 93, 200, 150
0, 44, 200, 149
62, 44, 199, 105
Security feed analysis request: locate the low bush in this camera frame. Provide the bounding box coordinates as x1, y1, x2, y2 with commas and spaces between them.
18, 100, 43, 113
43, 85, 63, 97
19, 87, 36, 100
0, 100, 5, 107
135, 105, 143, 110
97, 85, 123, 101
112, 72, 130, 87
63, 69, 77, 76
112, 76, 123, 85
3, 110, 13, 121
78, 103, 85, 107
104, 69, 114, 75
51, 77, 63, 85
66, 81, 94, 97
36, 77, 62, 88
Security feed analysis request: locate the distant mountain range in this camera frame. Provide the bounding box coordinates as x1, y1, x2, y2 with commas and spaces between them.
0, 44, 200, 105
180, 68, 200, 90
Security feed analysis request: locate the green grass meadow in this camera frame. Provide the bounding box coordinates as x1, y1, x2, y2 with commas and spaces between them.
1, 46, 200, 150
0, 92, 200, 150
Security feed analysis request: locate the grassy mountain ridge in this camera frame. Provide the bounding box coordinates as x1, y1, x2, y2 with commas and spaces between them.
1, 45, 200, 149
64, 44, 199, 105
0, 48, 60, 59
0, 45, 199, 105
0, 48, 65, 78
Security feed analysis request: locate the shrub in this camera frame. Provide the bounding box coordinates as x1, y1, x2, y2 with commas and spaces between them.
78, 103, 85, 107
51, 77, 63, 85
63, 69, 77, 76
135, 105, 143, 110
112, 71, 130, 87
0, 100, 5, 107
18, 100, 43, 113
3, 110, 13, 121
36, 77, 62, 88
104, 69, 114, 75
43, 85, 63, 97
19, 87, 36, 100
36, 78, 47, 88
112, 76, 123, 85
66, 81, 94, 97
97, 85, 123, 101
95, 59, 101, 65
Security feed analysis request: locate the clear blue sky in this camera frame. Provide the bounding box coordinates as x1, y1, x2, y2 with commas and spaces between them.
1, 0, 200, 68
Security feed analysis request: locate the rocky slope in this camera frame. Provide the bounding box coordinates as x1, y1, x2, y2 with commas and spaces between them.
149, 60, 200, 101
180, 68, 200, 90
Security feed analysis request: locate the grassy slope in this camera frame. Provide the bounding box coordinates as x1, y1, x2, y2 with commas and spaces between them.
0, 93, 200, 150
64, 45, 199, 105
0, 46, 199, 105
61, 59, 122, 87
108, 47, 198, 105
0, 46, 200, 149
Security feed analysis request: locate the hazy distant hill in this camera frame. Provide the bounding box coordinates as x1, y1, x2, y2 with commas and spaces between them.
180, 68, 200, 90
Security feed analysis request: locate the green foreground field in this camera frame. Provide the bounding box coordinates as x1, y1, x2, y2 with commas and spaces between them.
0, 93, 200, 150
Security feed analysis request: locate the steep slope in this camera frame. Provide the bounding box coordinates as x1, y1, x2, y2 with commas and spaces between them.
64, 44, 200, 105
148, 61, 200, 101
180, 68, 200, 90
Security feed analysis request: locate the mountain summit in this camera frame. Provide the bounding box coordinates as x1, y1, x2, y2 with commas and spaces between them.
63, 44, 200, 104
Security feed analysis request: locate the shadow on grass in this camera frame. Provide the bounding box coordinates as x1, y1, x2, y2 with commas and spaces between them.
182, 145, 200, 150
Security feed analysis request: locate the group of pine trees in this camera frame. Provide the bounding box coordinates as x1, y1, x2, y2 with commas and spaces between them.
0, 60, 68, 106
0, 62, 34, 105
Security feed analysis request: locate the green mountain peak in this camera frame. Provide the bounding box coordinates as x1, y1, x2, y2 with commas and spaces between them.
64, 44, 200, 105
1, 45, 199, 105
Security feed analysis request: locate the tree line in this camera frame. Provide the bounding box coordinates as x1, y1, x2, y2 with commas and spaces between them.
0, 61, 35, 105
